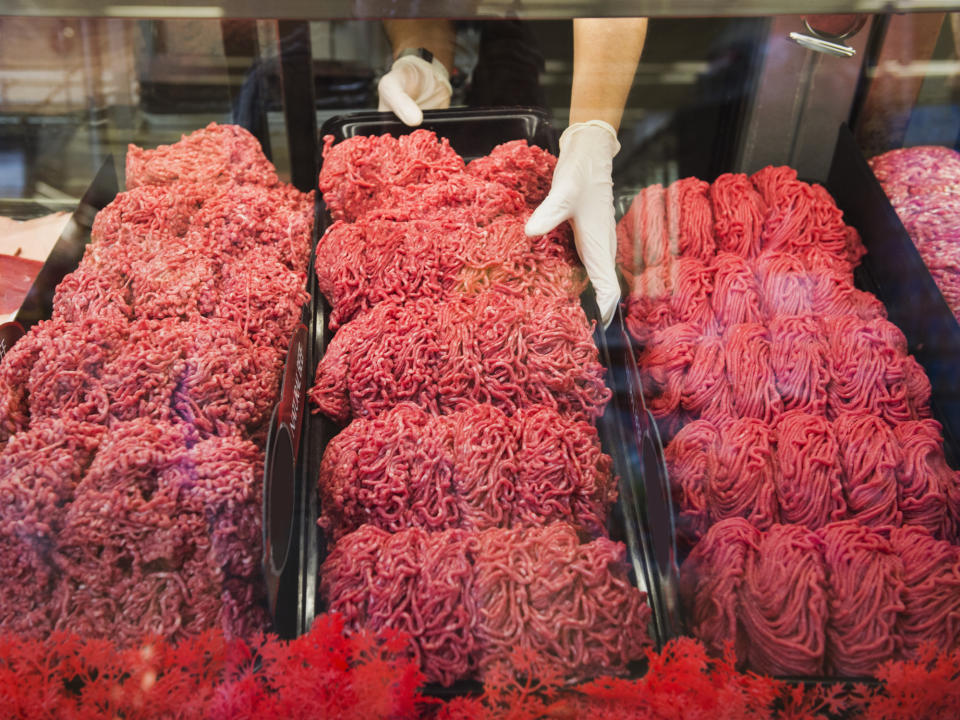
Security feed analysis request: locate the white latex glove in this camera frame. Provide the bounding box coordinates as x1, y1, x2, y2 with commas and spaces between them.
377, 53, 452, 126
525, 121, 622, 328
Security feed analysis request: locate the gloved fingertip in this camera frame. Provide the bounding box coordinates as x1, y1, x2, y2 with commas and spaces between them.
525, 201, 564, 238
397, 104, 423, 127
597, 288, 621, 329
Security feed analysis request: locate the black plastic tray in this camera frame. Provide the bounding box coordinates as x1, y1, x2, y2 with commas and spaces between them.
293, 108, 672, 670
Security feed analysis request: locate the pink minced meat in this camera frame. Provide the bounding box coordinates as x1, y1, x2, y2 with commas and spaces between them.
185, 182, 315, 272
0, 418, 104, 637
215, 245, 310, 354
54, 418, 268, 645
172, 316, 282, 440
318, 402, 615, 538
315, 214, 577, 329
321, 523, 651, 687
125, 122, 279, 189
309, 288, 609, 425
870, 146, 960, 323
465, 139, 556, 206
319, 130, 465, 221
0, 122, 309, 643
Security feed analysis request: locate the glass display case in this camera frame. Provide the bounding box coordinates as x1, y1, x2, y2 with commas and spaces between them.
1, 4, 959, 716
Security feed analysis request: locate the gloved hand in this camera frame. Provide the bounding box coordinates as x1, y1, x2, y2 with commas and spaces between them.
377, 53, 453, 126
525, 120, 622, 328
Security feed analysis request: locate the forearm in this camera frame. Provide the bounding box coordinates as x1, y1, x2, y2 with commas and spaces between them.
383, 19, 456, 74
569, 17, 648, 131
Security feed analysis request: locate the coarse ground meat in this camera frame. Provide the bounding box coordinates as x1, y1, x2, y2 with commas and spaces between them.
172, 316, 282, 440
91, 181, 212, 247
125, 123, 279, 189
319, 130, 465, 221
318, 402, 614, 538
185, 182, 314, 271
321, 523, 650, 686
465, 139, 556, 206
312, 129, 648, 687
100, 317, 188, 425
129, 242, 223, 320
51, 264, 133, 326
315, 214, 577, 329
309, 287, 609, 425
27, 314, 130, 427
53, 418, 267, 645
0, 122, 310, 644
215, 245, 309, 354
870, 146, 960, 323
0, 419, 104, 637
623, 165, 960, 678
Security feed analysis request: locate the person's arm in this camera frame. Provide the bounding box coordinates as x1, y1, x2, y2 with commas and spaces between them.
526, 18, 647, 327
379, 20, 455, 126
383, 19, 455, 74
569, 17, 648, 129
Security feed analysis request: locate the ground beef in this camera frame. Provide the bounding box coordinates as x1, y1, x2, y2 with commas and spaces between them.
665, 419, 718, 545
667, 177, 715, 263
739, 523, 828, 676
870, 146, 960, 323
312, 130, 648, 687
365, 174, 528, 227
53, 418, 267, 645
768, 314, 830, 416
51, 264, 133, 326
755, 250, 813, 319
125, 123, 279, 189
0, 123, 309, 644
309, 288, 609, 425
321, 523, 650, 686
318, 402, 614, 538
0, 419, 104, 637
319, 130, 465, 222
681, 518, 960, 675
215, 245, 310, 354
0, 320, 46, 441
710, 252, 765, 331
128, 242, 223, 320
774, 411, 846, 530
708, 417, 780, 531
678, 517, 760, 663
890, 526, 960, 660
172, 316, 282, 440
617, 184, 668, 281
465, 139, 556, 206
668, 256, 718, 332
101, 317, 188, 424
626, 165, 959, 678
315, 217, 478, 329
819, 521, 905, 677
185, 182, 314, 271
91, 181, 212, 247
723, 323, 783, 424
316, 214, 576, 330
711, 173, 766, 259
823, 315, 917, 425
894, 419, 954, 539
27, 315, 129, 427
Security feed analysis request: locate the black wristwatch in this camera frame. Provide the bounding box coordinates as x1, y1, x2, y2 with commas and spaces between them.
396, 47, 450, 80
